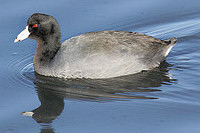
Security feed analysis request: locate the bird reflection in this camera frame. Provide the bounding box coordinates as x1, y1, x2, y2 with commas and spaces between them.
22, 61, 176, 131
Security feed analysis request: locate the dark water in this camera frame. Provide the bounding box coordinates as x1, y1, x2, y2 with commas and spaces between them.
1, 0, 200, 133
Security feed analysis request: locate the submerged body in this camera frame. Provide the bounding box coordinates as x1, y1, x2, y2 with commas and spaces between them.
15, 13, 177, 79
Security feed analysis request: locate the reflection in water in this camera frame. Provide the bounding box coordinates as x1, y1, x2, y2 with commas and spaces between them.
39, 124, 55, 133
30, 90, 64, 123
22, 61, 176, 132
22, 88, 64, 133
33, 62, 175, 101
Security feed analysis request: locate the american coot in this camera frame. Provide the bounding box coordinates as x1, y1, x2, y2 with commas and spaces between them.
14, 13, 177, 79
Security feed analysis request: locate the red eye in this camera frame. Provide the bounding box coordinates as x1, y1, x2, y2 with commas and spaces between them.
33, 24, 38, 28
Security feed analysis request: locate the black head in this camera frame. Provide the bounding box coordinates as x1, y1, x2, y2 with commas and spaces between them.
27, 13, 61, 42
14, 13, 62, 65
15, 13, 61, 43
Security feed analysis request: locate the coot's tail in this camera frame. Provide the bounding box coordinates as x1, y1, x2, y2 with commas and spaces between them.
164, 37, 177, 56
164, 37, 177, 45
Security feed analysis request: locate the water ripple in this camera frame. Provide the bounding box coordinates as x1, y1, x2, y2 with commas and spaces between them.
7, 53, 34, 87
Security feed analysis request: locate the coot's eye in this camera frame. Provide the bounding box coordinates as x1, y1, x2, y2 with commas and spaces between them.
33, 24, 39, 28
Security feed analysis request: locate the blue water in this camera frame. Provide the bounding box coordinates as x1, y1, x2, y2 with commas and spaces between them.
1, 0, 200, 133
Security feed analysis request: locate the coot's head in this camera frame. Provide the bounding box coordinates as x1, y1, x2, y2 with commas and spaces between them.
14, 13, 61, 43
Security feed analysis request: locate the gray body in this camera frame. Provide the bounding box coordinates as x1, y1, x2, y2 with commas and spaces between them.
35, 31, 177, 79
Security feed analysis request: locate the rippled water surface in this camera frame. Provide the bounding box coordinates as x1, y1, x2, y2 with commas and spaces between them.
1, 0, 200, 133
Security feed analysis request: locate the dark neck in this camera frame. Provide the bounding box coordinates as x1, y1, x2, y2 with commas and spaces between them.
33, 35, 61, 71
39, 37, 61, 62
